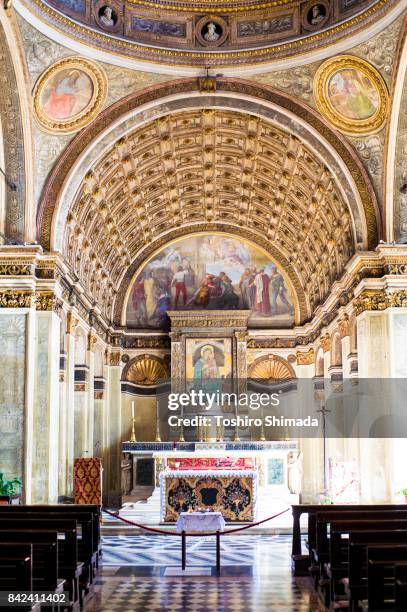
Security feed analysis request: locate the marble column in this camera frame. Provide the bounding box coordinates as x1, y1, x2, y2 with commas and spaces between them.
31, 310, 61, 503
65, 313, 76, 495
357, 311, 391, 502
105, 352, 122, 506
0, 309, 27, 498
296, 353, 324, 502
58, 351, 67, 497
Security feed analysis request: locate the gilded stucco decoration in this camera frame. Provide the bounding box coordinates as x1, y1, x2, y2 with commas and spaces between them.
123, 354, 170, 385
17, 0, 402, 67
0, 21, 26, 241
33, 56, 107, 133
314, 55, 389, 136
248, 354, 295, 380
16, 14, 170, 204
63, 109, 355, 323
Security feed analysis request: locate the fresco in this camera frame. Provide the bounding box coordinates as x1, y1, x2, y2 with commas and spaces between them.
41, 68, 93, 121
186, 339, 232, 390
126, 235, 295, 329
327, 68, 380, 121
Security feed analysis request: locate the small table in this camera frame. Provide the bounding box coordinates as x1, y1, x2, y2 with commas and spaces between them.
176, 512, 226, 571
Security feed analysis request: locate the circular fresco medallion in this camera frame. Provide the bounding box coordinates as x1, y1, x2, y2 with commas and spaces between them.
195, 16, 228, 47
314, 55, 388, 135
33, 57, 107, 134
95, 0, 122, 33
302, 0, 330, 31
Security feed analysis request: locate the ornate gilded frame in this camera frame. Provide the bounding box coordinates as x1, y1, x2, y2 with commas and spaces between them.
33, 56, 107, 134
314, 55, 389, 135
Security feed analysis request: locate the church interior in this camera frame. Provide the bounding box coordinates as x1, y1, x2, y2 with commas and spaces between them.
1, 0, 407, 610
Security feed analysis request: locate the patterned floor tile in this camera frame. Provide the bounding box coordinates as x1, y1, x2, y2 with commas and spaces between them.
84, 533, 325, 611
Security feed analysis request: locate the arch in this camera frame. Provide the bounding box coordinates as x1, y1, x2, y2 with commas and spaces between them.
384, 15, 407, 242
36, 79, 380, 328
37, 79, 379, 252
248, 354, 296, 380
0, 12, 34, 242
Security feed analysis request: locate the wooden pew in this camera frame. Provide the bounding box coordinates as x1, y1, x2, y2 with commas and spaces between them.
0, 511, 94, 584
0, 518, 80, 606
315, 510, 407, 569
367, 545, 407, 611
345, 530, 407, 612
0, 530, 62, 595
395, 563, 407, 611
313, 513, 407, 607
0, 543, 32, 590
0, 505, 101, 569
291, 504, 407, 576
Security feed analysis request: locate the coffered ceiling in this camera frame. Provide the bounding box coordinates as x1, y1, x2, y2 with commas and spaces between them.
64, 109, 355, 325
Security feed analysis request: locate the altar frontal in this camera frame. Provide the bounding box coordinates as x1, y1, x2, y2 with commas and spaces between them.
161, 470, 257, 522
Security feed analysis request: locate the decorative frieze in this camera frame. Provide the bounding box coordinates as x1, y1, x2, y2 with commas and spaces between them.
353, 289, 407, 315
0, 264, 32, 276
0, 291, 35, 308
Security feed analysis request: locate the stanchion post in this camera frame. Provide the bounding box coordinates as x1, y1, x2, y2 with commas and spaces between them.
182, 531, 186, 570
216, 531, 220, 572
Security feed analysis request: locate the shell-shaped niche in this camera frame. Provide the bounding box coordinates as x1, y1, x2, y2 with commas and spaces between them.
126, 355, 170, 386
248, 355, 295, 381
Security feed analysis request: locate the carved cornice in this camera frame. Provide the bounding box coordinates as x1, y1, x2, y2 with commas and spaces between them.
167, 309, 251, 329
121, 335, 170, 349
296, 348, 315, 365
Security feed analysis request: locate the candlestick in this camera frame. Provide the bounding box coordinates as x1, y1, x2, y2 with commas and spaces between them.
131, 401, 135, 419
130, 416, 137, 442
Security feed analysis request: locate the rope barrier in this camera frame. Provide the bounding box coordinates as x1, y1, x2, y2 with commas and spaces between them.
102, 506, 290, 537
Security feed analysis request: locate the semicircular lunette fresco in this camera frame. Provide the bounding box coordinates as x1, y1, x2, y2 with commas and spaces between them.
125, 234, 295, 329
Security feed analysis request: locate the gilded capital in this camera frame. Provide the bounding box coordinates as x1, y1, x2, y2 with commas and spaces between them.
320, 334, 331, 353
338, 315, 350, 338
296, 348, 315, 366
66, 312, 79, 334
87, 332, 98, 352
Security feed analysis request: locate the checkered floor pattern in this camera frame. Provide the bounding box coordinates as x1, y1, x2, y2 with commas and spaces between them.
83, 534, 325, 611
88, 578, 323, 612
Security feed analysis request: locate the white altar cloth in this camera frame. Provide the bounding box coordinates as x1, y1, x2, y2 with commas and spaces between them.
176, 512, 226, 533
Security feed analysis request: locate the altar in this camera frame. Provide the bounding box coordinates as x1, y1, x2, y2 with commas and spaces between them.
121, 441, 300, 525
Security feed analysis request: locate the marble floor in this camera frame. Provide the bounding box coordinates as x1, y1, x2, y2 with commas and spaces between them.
84, 534, 326, 611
